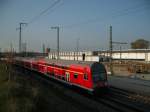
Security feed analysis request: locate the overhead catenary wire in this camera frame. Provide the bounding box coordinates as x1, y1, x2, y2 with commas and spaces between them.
16, 0, 63, 53
27, 0, 62, 25
62, 2, 150, 29
16, 0, 62, 30
18, 0, 64, 30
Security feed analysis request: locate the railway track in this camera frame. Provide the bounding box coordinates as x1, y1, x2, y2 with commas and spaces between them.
110, 87, 150, 105
98, 87, 150, 112
13, 65, 150, 112
13, 65, 115, 112
77, 88, 149, 112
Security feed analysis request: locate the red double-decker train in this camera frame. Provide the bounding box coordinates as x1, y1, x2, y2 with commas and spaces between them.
14, 57, 108, 93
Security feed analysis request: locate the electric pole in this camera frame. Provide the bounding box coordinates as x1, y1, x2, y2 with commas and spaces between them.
42, 43, 45, 53
109, 26, 113, 75
51, 26, 60, 60
112, 42, 127, 62
76, 38, 80, 61
120, 46, 121, 60
0, 48, 1, 61
18, 23, 27, 53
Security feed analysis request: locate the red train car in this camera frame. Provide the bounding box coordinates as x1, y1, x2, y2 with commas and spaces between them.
14, 58, 108, 93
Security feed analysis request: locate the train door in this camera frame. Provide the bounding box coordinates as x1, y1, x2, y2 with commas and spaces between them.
44, 65, 47, 74
65, 72, 70, 82
73, 72, 81, 85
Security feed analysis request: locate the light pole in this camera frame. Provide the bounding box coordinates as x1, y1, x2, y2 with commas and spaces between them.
51, 26, 60, 60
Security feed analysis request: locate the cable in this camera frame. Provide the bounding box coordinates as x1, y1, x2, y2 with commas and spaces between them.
62, 2, 150, 29
28, 0, 62, 24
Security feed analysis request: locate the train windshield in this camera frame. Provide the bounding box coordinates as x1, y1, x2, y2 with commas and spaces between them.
91, 62, 106, 83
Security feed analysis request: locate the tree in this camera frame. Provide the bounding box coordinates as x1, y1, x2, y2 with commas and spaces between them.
131, 39, 149, 49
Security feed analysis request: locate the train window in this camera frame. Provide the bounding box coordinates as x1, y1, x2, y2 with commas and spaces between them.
91, 63, 106, 82
62, 76, 65, 80
47, 71, 51, 75
58, 75, 61, 79
84, 74, 88, 80
74, 73, 78, 79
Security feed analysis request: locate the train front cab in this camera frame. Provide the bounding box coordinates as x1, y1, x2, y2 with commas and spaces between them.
91, 62, 108, 94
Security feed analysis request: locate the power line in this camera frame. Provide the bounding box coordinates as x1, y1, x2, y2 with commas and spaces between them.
28, 0, 62, 25
62, 2, 150, 29
16, 0, 63, 53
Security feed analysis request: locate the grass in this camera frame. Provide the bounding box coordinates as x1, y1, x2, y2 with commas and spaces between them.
0, 62, 9, 112
0, 61, 90, 112
0, 62, 45, 112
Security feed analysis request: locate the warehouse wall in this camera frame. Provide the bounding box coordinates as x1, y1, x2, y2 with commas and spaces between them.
48, 50, 150, 62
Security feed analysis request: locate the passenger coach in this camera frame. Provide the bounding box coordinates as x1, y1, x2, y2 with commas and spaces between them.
14, 58, 108, 93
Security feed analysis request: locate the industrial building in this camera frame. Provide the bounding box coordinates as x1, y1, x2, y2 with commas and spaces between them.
48, 49, 150, 62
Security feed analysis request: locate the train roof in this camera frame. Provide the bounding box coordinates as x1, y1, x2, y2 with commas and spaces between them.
15, 57, 103, 67
44, 59, 101, 67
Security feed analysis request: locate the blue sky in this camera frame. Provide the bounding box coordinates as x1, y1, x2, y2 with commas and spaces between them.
0, 0, 150, 52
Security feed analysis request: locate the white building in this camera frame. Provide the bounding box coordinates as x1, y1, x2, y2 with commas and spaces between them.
48, 49, 150, 62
